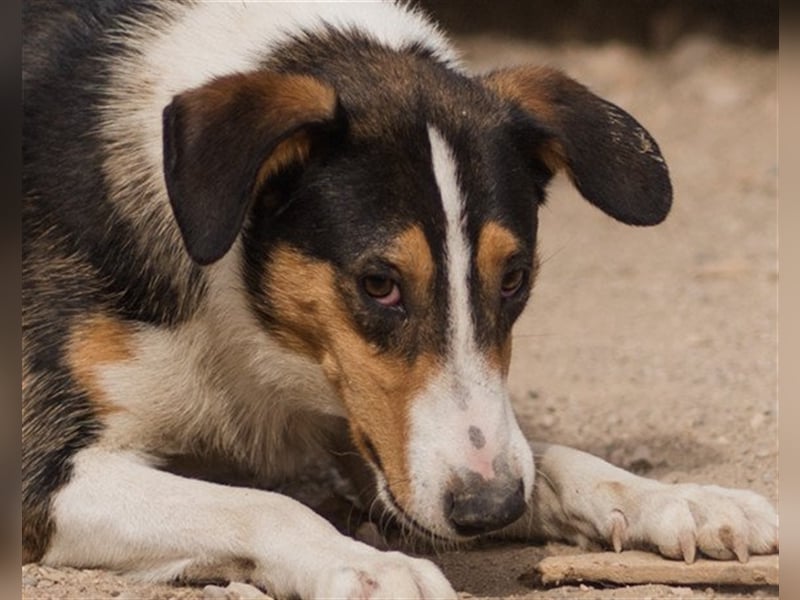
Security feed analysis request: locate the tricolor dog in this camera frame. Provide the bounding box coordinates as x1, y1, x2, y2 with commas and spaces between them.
23, 1, 778, 597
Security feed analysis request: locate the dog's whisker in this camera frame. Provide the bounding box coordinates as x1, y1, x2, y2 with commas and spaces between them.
537, 242, 573, 267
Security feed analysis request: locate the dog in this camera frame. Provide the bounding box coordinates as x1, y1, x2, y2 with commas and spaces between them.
23, 1, 778, 597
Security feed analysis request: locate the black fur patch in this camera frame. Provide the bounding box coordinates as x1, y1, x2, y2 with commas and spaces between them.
23, 0, 204, 560
244, 31, 551, 361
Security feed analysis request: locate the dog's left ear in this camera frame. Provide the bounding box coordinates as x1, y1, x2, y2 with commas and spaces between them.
482, 66, 671, 226
163, 72, 339, 265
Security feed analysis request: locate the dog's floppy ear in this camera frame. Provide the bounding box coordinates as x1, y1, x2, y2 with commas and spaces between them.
482, 66, 671, 226
163, 72, 339, 265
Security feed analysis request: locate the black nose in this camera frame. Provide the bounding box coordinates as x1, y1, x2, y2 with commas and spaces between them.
444, 474, 527, 536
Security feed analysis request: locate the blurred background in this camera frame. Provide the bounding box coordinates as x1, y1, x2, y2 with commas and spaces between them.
417, 0, 777, 49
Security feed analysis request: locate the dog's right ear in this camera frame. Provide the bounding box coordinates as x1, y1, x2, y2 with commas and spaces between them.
482, 66, 672, 227
163, 72, 339, 265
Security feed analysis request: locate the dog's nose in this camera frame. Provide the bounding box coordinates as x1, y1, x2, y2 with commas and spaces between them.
444, 473, 527, 536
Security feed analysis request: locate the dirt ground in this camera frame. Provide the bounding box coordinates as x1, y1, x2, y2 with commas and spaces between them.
21, 33, 778, 600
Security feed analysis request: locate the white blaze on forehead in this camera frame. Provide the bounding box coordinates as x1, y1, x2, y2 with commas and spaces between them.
397, 128, 534, 536
428, 126, 478, 373
426, 125, 512, 458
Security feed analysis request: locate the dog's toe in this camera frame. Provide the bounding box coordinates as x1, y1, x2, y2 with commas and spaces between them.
692, 485, 779, 559
315, 550, 456, 599
620, 483, 778, 562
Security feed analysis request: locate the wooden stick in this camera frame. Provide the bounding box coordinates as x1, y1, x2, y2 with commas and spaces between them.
533, 551, 778, 586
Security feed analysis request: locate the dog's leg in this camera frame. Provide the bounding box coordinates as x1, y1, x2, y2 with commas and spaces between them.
42, 448, 456, 599
503, 443, 777, 562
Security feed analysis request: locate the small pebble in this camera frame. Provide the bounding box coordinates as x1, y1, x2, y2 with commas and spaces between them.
39, 566, 68, 582
671, 587, 693, 596
628, 444, 654, 473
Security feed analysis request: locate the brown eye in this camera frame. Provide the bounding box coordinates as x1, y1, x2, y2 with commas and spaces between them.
362, 275, 402, 306
500, 269, 525, 298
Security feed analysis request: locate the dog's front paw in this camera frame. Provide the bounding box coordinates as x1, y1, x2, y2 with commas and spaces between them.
593, 481, 778, 563
314, 550, 456, 599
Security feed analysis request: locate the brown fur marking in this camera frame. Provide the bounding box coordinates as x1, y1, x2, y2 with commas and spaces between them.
476, 222, 520, 284
66, 315, 135, 415
483, 67, 561, 123
182, 71, 336, 133
482, 67, 571, 175
477, 222, 522, 375
265, 240, 441, 507
385, 225, 435, 302
598, 480, 627, 498
255, 131, 312, 190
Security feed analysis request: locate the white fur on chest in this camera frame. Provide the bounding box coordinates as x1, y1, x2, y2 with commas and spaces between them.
95, 246, 344, 482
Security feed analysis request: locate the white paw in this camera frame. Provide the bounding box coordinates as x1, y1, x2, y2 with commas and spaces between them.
314, 550, 456, 599
592, 482, 778, 562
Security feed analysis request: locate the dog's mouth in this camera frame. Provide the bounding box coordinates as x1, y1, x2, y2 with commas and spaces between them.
370, 469, 464, 544
354, 435, 457, 541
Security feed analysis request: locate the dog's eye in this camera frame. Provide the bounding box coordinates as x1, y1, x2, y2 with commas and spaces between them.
500, 268, 525, 298
362, 275, 402, 307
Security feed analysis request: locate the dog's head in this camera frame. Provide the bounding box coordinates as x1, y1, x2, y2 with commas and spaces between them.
162, 47, 670, 540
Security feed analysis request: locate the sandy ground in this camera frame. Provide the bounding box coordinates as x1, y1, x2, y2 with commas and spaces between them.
21, 35, 778, 599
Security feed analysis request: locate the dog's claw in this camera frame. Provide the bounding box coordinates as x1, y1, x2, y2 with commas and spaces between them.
704, 524, 751, 562
735, 542, 750, 563
679, 530, 696, 564
609, 509, 626, 553
730, 529, 750, 563
657, 529, 695, 563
